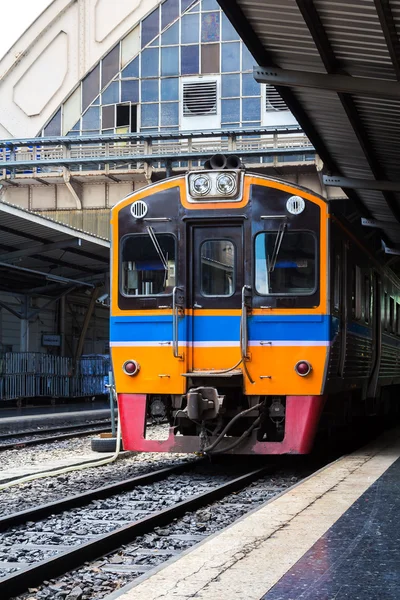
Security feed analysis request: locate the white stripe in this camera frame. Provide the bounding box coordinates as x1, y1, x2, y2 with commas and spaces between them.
110, 340, 330, 348
249, 340, 330, 347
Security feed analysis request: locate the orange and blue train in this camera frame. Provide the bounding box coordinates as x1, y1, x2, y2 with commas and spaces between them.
110, 155, 400, 455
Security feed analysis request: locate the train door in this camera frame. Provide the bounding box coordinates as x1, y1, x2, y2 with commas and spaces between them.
367, 273, 382, 398
190, 225, 244, 371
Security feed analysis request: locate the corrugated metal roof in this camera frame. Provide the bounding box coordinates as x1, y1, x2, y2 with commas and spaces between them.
0, 201, 109, 295
218, 0, 400, 249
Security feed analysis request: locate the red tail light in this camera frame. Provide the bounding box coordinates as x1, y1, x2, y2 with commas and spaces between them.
295, 361, 312, 377
123, 360, 140, 376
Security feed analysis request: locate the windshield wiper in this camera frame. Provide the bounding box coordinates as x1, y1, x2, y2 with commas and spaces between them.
268, 220, 287, 273
146, 226, 168, 271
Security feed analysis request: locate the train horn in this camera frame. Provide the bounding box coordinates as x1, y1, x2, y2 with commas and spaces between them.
204, 159, 212, 170
210, 153, 228, 170
225, 155, 241, 169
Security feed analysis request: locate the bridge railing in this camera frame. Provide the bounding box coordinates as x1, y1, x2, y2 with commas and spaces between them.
0, 127, 314, 176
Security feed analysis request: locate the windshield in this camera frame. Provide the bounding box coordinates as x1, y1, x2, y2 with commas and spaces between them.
255, 231, 316, 295
121, 233, 176, 296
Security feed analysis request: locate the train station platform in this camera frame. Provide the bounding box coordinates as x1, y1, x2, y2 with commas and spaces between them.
0, 401, 111, 433
110, 427, 400, 600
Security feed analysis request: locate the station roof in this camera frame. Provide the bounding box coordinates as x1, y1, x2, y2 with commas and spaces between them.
0, 202, 110, 296
218, 0, 400, 248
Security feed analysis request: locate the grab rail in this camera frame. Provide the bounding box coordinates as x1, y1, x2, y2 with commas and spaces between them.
240, 285, 251, 360
172, 287, 184, 359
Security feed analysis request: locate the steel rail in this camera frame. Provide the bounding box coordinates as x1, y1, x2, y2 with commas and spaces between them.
0, 420, 112, 441
0, 426, 113, 451
0, 466, 270, 598
0, 462, 197, 531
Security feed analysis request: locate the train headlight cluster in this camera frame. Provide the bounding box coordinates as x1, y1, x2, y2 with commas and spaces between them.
217, 173, 236, 195
123, 360, 140, 376
187, 170, 242, 202
192, 175, 211, 195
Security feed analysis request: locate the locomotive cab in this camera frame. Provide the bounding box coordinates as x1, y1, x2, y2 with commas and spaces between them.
111, 156, 329, 455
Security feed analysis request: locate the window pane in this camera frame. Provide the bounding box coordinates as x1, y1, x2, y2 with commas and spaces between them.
141, 48, 159, 78
222, 42, 240, 72
102, 81, 120, 104
242, 97, 260, 121
121, 234, 176, 296
201, 43, 219, 73
122, 57, 139, 78
181, 13, 199, 43
44, 109, 61, 136
201, 12, 220, 42
182, 0, 196, 10
141, 7, 160, 48
82, 65, 100, 111
142, 79, 159, 102
82, 106, 100, 130
141, 103, 159, 127
102, 105, 115, 129
222, 73, 240, 97
242, 44, 254, 71
201, 240, 235, 297
121, 80, 139, 103
162, 0, 179, 28
181, 45, 199, 75
255, 232, 316, 295
202, 0, 219, 9
161, 46, 179, 76
162, 22, 179, 45
242, 72, 260, 96
102, 45, 120, 88
161, 77, 179, 101
222, 99, 240, 123
222, 13, 239, 41
161, 102, 179, 126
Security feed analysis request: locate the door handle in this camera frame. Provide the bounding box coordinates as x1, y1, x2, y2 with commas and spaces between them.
193, 302, 203, 309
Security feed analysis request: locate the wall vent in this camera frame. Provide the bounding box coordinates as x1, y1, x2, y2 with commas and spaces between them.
183, 81, 217, 116
265, 84, 288, 112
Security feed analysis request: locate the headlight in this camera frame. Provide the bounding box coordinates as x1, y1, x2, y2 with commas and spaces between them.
123, 360, 140, 376
192, 175, 211, 195
217, 173, 236, 195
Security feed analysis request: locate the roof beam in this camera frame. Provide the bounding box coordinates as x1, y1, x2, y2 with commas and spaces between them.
254, 67, 400, 99
0, 239, 82, 262
294, 0, 400, 225
324, 175, 400, 193
0, 261, 95, 288
374, 0, 400, 81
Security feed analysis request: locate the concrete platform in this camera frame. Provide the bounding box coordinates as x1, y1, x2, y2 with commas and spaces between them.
0, 405, 111, 433
108, 427, 400, 600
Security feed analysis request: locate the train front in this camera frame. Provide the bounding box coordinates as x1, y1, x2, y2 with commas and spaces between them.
110, 157, 329, 454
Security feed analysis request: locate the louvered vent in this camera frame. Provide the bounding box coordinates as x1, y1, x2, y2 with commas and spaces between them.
265, 84, 288, 112
183, 81, 217, 116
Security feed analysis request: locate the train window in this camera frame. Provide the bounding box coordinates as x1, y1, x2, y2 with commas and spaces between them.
201, 240, 235, 297
120, 233, 176, 296
384, 293, 388, 330
255, 231, 316, 295
351, 266, 362, 320
397, 303, 400, 335
390, 297, 395, 333
333, 254, 341, 312
364, 276, 371, 323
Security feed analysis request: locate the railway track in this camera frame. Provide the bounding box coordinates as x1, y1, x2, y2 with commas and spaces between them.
0, 461, 274, 598
0, 421, 114, 451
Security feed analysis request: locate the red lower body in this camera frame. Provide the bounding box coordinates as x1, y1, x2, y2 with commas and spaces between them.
118, 394, 326, 455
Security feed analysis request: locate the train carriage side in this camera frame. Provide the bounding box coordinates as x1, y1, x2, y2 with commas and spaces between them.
110, 167, 336, 455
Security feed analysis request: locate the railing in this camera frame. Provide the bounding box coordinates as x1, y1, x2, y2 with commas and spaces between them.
0, 352, 110, 401
0, 127, 315, 177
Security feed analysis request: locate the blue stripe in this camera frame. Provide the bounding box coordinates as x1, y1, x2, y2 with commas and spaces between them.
110, 315, 331, 343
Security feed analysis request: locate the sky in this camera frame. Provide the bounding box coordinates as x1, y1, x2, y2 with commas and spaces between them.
0, 0, 53, 59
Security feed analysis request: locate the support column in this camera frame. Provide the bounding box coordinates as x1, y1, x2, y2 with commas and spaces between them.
59, 296, 66, 356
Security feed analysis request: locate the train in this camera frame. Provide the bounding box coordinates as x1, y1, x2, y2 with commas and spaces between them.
110, 154, 400, 455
